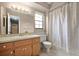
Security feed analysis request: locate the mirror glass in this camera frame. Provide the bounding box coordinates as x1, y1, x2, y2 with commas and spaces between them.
6, 15, 20, 34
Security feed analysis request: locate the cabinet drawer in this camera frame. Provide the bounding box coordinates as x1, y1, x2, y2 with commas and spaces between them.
0, 42, 13, 51
0, 50, 14, 56
33, 37, 40, 44
14, 39, 32, 47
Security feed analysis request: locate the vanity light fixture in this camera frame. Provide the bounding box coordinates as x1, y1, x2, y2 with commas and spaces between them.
8, 5, 32, 14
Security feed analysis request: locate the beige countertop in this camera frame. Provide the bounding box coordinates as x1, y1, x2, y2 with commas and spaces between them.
0, 35, 40, 44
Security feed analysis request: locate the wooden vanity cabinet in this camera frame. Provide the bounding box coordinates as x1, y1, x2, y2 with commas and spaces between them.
14, 39, 32, 56
0, 50, 14, 56
0, 37, 40, 56
24, 45, 32, 56
14, 45, 32, 56
0, 42, 14, 56
32, 37, 40, 56
14, 46, 26, 56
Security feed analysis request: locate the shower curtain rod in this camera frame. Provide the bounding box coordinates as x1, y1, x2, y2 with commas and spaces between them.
49, 2, 69, 12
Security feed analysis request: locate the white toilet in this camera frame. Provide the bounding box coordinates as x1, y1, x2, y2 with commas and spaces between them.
43, 41, 52, 53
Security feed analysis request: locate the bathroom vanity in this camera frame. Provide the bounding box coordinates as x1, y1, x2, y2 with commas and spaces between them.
0, 35, 40, 56
0, 6, 41, 56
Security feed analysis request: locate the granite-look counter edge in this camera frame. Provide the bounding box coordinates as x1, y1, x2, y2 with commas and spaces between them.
0, 35, 40, 44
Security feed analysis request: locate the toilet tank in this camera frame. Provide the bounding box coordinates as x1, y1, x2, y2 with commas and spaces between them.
40, 35, 46, 42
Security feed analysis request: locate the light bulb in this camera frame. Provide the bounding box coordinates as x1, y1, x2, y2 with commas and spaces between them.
12, 5, 16, 9
22, 8, 25, 11
17, 7, 21, 10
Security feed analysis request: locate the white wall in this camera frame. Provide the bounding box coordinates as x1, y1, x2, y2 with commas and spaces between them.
0, 6, 1, 34
0, 6, 5, 34
68, 3, 79, 52
76, 3, 79, 49
45, 12, 49, 40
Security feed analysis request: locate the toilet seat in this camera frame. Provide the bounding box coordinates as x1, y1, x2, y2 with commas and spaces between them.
43, 41, 51, 45
42, 41, 52, 53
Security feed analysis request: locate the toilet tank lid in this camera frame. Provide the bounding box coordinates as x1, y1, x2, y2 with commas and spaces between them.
43, 41, 51, 45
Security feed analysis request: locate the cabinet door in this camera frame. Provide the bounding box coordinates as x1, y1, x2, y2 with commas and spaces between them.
15, 45, 32, 56
33, 43, 40, 56
15, 47, 25, 56
25, 45, 32, 56
0, 50, 14, 56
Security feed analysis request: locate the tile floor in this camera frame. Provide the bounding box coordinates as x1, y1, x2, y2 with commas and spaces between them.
40, 47, 79, 56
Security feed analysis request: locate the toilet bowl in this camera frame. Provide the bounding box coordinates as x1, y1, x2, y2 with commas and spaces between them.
42, 41, 52, 53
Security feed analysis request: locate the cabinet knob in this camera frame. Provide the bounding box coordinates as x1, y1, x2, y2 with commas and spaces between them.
3, 46, 6, 48
10, 51, 13, 54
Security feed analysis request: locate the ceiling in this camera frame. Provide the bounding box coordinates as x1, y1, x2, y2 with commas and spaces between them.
0, 2, 52, 13
35, 2, 53, 9
44, 2, 53, 6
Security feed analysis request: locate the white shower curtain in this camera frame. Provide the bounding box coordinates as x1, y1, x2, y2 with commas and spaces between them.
49, 2, 79, 52
51, 4, 68, 51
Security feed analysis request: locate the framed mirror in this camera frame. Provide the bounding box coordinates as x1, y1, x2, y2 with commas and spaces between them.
6, 13, 20, 34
